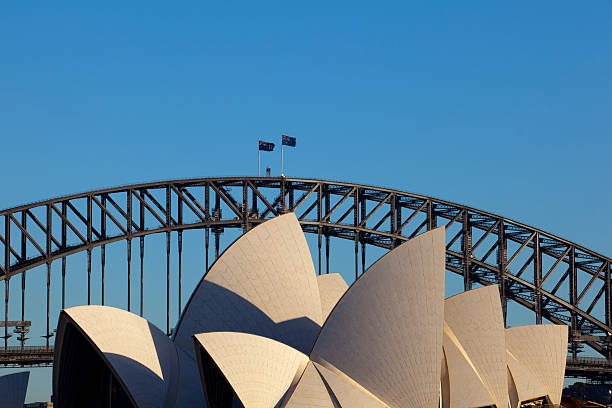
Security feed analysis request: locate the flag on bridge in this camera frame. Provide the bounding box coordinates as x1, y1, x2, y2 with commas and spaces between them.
282, 135, 296, 147
259, 141, 275, 151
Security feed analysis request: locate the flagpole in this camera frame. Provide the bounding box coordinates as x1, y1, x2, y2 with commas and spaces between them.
258, 148, 260, 177
281, 143, 284, 176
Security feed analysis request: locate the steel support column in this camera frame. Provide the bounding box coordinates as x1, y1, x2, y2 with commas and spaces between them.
166, 186, 171, 335
606, 261, 611, 359
324, 186, 330, 274
139, 190, 145, 317
3, 214, 9, 349
20, 211, 26, 349
61, 202, 67, 310
569, 246, 577, 358
390, 194, 396, 249
317, 184, 322, 275
462, 210, 472, 292
127, 191, 132, 312
354, 188, 359, 280
498, 221, 508, 324
361, 197, 367, 275
534, 232, 542, 324
87, 197, 92, 305
45, 205, 51, 348
178, 193, 183, 318
101, 196, 106, 306
205, 184, 210, 272
428, 200, 436, 230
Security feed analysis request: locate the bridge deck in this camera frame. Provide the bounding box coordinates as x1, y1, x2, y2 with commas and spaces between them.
0, 346, 53, 367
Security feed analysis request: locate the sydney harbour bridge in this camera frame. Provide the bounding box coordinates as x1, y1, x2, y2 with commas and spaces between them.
0, 177, 611, 382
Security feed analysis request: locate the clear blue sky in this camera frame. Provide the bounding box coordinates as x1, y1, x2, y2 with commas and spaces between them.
1, 1, 611, 402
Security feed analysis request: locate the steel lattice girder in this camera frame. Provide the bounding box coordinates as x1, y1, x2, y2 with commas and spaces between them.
0, 177, 611, 377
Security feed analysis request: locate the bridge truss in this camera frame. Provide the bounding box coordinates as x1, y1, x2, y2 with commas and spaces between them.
0, 177, 610, 380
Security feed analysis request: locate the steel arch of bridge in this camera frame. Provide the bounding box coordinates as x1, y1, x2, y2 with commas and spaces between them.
0, 177, 611, 376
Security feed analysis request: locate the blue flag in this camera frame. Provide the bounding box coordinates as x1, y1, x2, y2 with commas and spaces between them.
282, 135, 296, 147
259, 141, 275, 151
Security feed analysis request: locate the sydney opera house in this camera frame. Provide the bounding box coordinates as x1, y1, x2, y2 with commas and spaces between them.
51, 213, 569, 407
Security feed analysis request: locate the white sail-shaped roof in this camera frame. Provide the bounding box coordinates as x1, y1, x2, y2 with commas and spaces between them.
53, 306, 179, 408
312, 228, 446, 408
444, 285, 508, 408
443, 322, 498, 407
47, 213, 572, 408
0, 372, 29, 408
281, 362, 336, 408
174, 213, 323, 354
173, 213, 323, 406
316, 273, 348, 321
505, 324, 568, 406
194, 331, 309, 408
506, 349, 547, 408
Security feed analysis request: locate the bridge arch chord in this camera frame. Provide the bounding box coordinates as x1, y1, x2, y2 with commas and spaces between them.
0, 177, 610, 365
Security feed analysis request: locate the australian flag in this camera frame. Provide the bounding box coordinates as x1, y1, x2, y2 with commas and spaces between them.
282, 135, 296, 147
259, 141, 275, 151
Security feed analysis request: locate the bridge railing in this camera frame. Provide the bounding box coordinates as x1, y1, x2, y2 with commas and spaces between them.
567, 357, 612, 367
0, 345, 53, 367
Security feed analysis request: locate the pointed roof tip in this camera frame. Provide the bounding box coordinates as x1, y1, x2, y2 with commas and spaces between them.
420, 225, 446, 239
54, 305, 179, 408
396, 225, 446, 252
316, 273, 349, 321
171, 212, 321, 407
444, 283, 500, 302
429, 225, 447, 234
193, 331, 309, 408
505, 323, 568, 333
355, 225, 446, 284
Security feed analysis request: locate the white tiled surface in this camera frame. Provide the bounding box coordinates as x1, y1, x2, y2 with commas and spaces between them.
312, 228, 446, 408
506, 348, 547, 408
194, 331, 308, 408
316, 273, 348, 322
444, 285, 509, 408
442, 322, 496, 408
313, 362, 386, 408
505, 324, 568, 406
174, 213, 323, 407
175, 213, 322, 354
282, 362, 336, 408
58, 306, 179, 408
